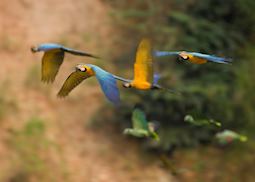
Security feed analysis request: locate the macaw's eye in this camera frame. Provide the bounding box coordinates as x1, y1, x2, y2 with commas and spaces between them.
79, 67, 87, 72
31, 46, 38, 52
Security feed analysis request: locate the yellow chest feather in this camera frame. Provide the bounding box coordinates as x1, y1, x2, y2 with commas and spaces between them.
131, 81, 151, 90
189, 55, 207, 64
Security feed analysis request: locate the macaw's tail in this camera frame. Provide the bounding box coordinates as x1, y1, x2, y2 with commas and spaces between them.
164, 87, 182, 95
152, 84, 181, 95
190, 52, 233, 64
207, 56, 232, 64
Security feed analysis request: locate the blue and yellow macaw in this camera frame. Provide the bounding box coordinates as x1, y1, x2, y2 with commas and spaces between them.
31, 43, 99, 83
154, 51, 232, 64
115, 39, 177, 93
57, 64, 120, 105
58, 39, 178, 104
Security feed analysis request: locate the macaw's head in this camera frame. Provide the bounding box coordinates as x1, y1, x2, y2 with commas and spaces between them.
31, 46, 39, 53
179, 51, 190, 60
122, 82, 132, 88
75, 64, 94, 76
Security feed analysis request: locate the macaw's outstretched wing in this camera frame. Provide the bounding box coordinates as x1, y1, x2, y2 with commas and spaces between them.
42, 50, 64, 83
91, 65, 120, 105
61, 46, 100, 59
32, 43, 62, 52
134, 39, 153, 83
188, 52, 232, 64
153, 51, 180, 57
57, 70, 91, 97
132, 109, 149, 130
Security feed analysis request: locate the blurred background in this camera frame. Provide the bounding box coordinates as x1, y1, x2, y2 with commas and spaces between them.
0, 0, 255, 181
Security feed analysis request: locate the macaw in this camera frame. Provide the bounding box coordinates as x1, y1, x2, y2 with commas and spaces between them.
154, 51, 232, 64
31, 43, 99, 83
57, 64, 120, 105
123, 108, 159, 141
215, 130, 247, 146
184, 115, 221, 127
57, 39, 178, 104
116, 39, 177, 93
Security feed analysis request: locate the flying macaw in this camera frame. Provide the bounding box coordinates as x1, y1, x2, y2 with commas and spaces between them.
57, 39, 178, 104
31, 43, 99, 83
116, 38, 177, 93
57, 64, 120, 105
184, 115, 221, 127
215, 129, 247, 146
154, 51, 232, 64
123, 108, 159, 141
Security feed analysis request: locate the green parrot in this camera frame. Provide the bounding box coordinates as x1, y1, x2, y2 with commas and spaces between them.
215, 130, 247, 146
123, 108, 159, 141
184, 115, 221, 127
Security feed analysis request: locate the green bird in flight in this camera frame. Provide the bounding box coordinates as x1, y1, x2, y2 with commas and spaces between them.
123, 108, 159, 141
184, 115, 221, 127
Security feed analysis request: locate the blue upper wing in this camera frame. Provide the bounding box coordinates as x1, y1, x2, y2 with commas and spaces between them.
153, 51, 180, 57
37, 43, 63, 52
89, 64, 120, 105
36, 44, 99, 58
188, 52, 232, 64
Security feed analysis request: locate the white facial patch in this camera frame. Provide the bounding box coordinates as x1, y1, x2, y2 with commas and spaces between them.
179, 52, 189, 60
80, 67, 86, 72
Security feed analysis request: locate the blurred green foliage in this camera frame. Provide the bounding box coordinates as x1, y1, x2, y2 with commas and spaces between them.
8, 117, 55, 181
102, 0, 255, 151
